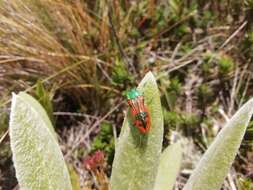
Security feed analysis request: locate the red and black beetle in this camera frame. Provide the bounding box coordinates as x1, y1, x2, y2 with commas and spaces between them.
127, 89, 151, 134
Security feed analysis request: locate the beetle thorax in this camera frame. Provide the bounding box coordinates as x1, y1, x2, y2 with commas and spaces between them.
136, 112, 148, 127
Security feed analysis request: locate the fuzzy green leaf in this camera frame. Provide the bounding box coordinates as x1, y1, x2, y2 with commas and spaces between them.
183, 98, 253, 190
18, 92, 56, 138
9, 92, 72, 190
109, 72, 164, 190
154, 141, 182, 190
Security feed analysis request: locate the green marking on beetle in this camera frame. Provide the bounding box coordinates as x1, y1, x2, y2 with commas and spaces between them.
127, 89, 141, 100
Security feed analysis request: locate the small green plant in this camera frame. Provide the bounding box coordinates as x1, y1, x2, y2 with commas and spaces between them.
197, 84, 214, 103
163, 110, 182, 129
112, 58, 132, 85
164, 77, 182, 110
35, 80, 54, 123
242, 31, 253, 58
218, 54, 234, 75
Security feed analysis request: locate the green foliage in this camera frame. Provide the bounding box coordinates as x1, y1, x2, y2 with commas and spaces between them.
91, 122, 115, 164
201, 11, 214, 27
181, 113, 200, 127
218, 55, 234, 75
168, 0, 183, 19
168, 78, 182, 94
242, 31, 253, 57
245, 120, 253, 143
154, 0, 196, 35
181, 42, 194, 53
201, 51, 215, 74
201, 62, 211, 74
35, 80, 54, 124
197, 84, 214, 103
164, 110, 181, 129
164, 110, 200, 130
155, 6, 168, 30
167, 0, 196, 22
112, 58, 132, 84
176, 24, 191, 37
165, 78, 182, 109
9, 92, 72, 190
247, 31, 253, 43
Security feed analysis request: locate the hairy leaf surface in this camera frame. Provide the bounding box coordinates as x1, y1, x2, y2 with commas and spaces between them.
9, 92, 72, 190
183, 98, 253, 190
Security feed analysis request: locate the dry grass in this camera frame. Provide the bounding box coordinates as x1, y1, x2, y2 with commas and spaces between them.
0, 0, 116, 110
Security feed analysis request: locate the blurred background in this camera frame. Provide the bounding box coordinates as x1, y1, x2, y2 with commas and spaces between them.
0, 0, 253, 189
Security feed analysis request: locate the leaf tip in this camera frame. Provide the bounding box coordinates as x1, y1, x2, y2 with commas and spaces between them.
144, 71, 156, 83
138, 71, 158, 91
10, 92, 17, 126
11, 92, 17, 102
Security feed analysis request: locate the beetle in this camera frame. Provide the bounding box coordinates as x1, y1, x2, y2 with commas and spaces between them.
126, 89, 151, 134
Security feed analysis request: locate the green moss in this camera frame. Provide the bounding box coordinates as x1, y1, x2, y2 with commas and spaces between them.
168, 78, 182, 94
176, 24, 191, 37
218, 55, 234, 74
163, 110, 182, 129
35, 80, 54, 125
163, 110, 200, 130
181, 113, 200, 127
165, 78, 182, 109
197, 84, 214, 103
201, 51, 215, 74
112, 58, 132, 84
181, 42, 194, 53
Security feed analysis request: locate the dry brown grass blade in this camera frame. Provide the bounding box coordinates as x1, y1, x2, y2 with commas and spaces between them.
0, 0, 113, 86
0, 129, 8, 145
